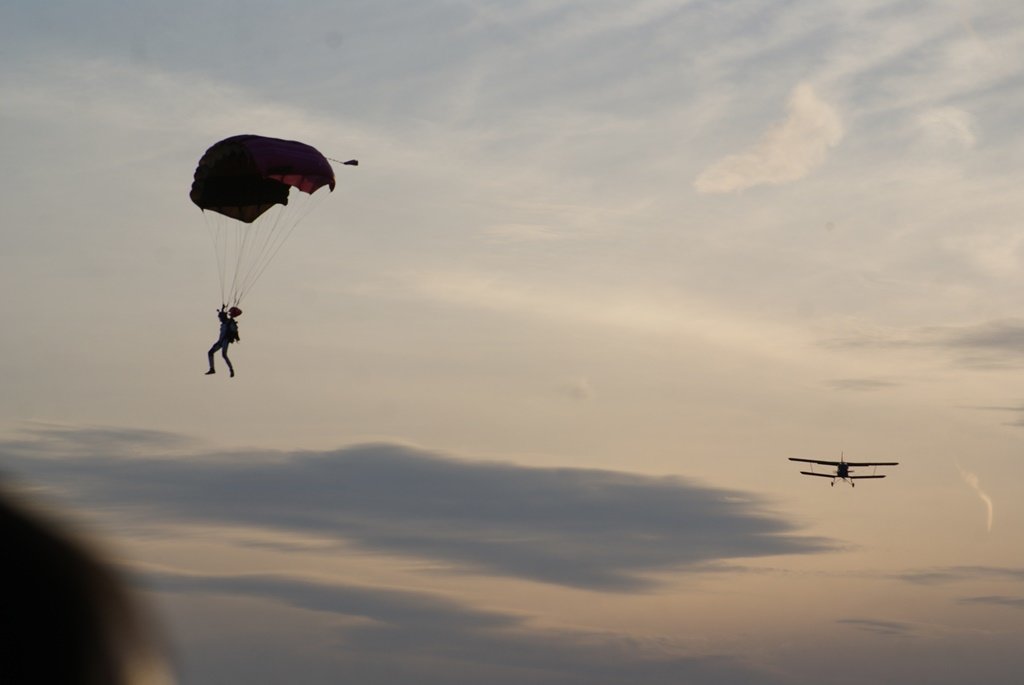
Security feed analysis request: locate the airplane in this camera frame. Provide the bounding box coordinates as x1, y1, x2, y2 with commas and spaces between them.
788, 454, 898, 487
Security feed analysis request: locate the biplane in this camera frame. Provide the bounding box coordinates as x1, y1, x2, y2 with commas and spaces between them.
788, 454, 898, 487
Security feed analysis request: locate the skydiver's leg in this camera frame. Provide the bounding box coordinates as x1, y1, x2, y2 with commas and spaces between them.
221, 343, 234, 378
206, 342, 222, 374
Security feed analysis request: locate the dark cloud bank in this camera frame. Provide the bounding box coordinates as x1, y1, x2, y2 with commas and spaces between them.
147, 568, 782, 685
1, 425, 832, 590
0, 424, 831, 684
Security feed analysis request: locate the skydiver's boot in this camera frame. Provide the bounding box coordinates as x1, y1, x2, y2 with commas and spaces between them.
205, 369, 215, 375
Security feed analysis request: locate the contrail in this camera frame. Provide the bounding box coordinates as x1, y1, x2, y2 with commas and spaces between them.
957, 462, 994, 532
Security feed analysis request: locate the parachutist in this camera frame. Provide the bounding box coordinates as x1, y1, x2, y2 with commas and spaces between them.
206, 306, 241, 378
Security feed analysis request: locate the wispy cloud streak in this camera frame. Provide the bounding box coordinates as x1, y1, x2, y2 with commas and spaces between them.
694, 82, 843, 193
894, 566, 1024, 585
838, 618, 918, 637
956, 462, 994, 532
959, 595, 1024, 609
823, 319, 1024, 371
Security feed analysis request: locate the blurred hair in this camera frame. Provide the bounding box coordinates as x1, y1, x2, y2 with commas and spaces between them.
0, 482, 172, 685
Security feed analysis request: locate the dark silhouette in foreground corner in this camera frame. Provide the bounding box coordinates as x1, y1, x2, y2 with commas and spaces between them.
0, 480, 171, 684
206, 305, 241, 377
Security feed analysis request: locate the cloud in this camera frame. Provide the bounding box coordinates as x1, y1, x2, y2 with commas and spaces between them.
0, 422, 195, 458
956, 463, 994, 532
917, 107, 977, 150
962, 403, 1024, 428
823, 318, 1024, 370
483, 223, 570, 243
836, 616, 988, 642
943, 319, 1024, 356
959, 596, 1024, 610
893, 566, 1024, 586
838, 618, 919, 637
150, 570, 520, 632
694, 83, 843, 194
1, 425, 834, 591
144, 568, 784, 685
405, 271, 811, 364
557, 376, 594, 401
825, 378, 901, 392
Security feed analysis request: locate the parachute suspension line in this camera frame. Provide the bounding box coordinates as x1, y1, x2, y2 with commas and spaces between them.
210, 191, 326, 305
233, 191, 326, 304
230, 204, 286, 304
233, 208, 286, 303
204, 211, 229, 306
229, 211, 261, 304
232, 189, 327, 301
204, 210, 275, 307
230, 219, 245, 303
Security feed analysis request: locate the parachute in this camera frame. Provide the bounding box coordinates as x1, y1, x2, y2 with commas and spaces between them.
190, 134, 356, 305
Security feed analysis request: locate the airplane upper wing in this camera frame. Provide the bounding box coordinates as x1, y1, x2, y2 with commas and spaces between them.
789, 458, 841, 466
789, 458, 898, 467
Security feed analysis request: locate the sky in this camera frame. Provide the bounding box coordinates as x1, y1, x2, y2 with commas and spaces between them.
2, 0, 1024, 682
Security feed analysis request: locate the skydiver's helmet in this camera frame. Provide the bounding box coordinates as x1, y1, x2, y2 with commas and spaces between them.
228, 307, 242, 318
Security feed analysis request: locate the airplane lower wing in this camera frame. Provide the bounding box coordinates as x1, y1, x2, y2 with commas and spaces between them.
799, 471, 837, 478
849, 474, 886, 479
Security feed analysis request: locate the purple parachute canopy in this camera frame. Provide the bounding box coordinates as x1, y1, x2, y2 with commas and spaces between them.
190, 134, 336, 223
